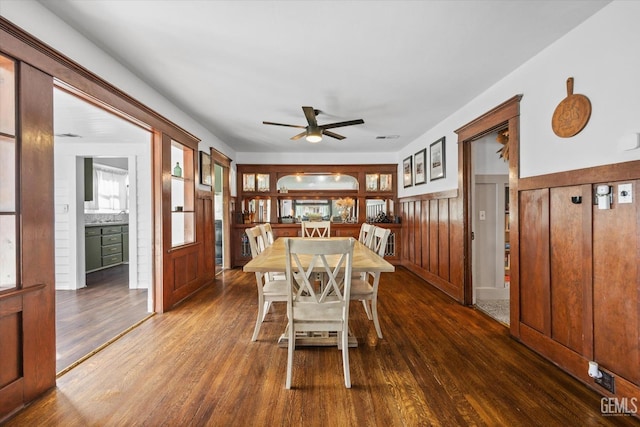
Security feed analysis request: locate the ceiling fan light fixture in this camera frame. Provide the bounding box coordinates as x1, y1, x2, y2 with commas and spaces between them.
306, 129, 323, 143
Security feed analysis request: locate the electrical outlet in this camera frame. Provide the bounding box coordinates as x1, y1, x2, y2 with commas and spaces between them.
618, 183, 632, 204
596, 370, 615, 394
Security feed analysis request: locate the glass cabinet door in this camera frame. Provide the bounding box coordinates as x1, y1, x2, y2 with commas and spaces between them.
0, 54, 16, 291
171, 140, 195, 247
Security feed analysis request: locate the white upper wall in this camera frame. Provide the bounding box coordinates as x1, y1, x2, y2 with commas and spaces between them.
4, 1, 639, 199
1, 0, 236, 162
397, 0, 640, 198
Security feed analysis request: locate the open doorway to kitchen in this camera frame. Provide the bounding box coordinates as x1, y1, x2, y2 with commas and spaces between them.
53, 85, 154, 374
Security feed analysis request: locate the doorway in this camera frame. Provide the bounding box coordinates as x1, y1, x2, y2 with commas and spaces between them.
53, 86, 153, 374
471, 131, 510, 325
457, 95, 521, 331
211, 149, 232, 273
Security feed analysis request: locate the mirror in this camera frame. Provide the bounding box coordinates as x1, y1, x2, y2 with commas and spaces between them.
277, 174, 358, 191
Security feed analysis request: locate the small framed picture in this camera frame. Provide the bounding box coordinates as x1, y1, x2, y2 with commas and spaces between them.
403, 156, 413, 188
199, 151, 212, 186
379, 174, 392, 192
366, 174, 379, 191
429, 137, 446, 181
414, 148, 426, 185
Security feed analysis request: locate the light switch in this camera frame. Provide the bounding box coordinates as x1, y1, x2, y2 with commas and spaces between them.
479, 210, 486, 220
618, 183, 633, 204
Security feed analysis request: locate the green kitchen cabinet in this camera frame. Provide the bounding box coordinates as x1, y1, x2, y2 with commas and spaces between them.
85, 228, 102, 271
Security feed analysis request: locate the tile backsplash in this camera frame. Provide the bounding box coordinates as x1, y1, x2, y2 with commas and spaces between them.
85, 213, 129, 224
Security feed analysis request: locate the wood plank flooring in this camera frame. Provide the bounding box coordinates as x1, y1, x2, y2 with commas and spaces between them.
55, 264, 149, 373
8, 267, 636, 426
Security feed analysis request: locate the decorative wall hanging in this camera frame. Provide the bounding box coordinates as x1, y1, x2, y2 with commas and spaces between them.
429, 137, 446, 181
199, 151, 212, 186
496, 129, 509, 161
551, 77, 591, 138
414, 148, 426, 185
403, 156, 413, 187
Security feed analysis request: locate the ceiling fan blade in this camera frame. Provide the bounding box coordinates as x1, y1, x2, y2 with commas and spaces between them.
290, 131, 307, 141
302, 106, 318, 128
322, 130, 345, 140
320, 119, 365, 130
263, 121, 306, 129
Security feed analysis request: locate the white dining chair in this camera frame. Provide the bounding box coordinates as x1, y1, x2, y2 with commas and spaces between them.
301, 220, 331, 238
258, 223, 285, 281
358, 222, 375, 247
284, 237, 355, 389
350, 226, 391, 339
259, 223, 275, 247
246, 225, 288, 341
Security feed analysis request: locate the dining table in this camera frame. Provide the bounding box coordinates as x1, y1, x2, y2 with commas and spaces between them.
243, 236, 395, 347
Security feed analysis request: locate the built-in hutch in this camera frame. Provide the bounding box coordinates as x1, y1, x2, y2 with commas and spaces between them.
232, 164, 400, 266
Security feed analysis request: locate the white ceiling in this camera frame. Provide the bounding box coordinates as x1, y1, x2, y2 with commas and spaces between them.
40, 0, 610, 154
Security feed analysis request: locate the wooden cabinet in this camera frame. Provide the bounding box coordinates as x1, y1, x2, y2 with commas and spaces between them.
85, 224, 127, 272
171, 141, 195, 247
232, 164, 400, 267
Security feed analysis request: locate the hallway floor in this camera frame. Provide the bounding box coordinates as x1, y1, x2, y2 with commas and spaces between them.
475, 299, 510, 325
55, 264, 149, 373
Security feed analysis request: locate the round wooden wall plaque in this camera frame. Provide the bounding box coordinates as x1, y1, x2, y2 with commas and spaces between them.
552, 77, 591, 138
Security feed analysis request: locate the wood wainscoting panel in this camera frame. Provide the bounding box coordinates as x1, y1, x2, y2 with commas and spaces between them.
399, 190, 463, 302
0, 298, 21, 389
549, 185, 592, 354
429, 200, 439, 273
519, 189, 550, 334
593, 179, 639, 385
420, 199, 430, 269
413, 200, 422, 266
172, 251, 199, 291
438, 199, 450, 281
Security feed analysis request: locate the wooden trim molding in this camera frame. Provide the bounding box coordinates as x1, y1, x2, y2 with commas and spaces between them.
0, 17, 199, 147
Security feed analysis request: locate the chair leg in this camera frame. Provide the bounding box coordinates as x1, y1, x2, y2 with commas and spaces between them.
251, 295, 265, 341
371, 298, 383, 339
262, 301, 271, 321
341, 330, 351, 388
361, 300, 372, 320
286, 324, 295, 389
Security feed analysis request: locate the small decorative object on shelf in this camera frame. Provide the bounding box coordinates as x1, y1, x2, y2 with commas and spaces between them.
372, 211, 392, 223
336, 197, 354, 223
173, 162, 182, 177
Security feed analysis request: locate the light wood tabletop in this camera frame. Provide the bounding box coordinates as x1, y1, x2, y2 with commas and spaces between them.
243, 237, 395, 274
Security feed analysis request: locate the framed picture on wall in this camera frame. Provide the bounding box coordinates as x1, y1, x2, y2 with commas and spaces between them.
199, 151, 212, 186
414, 148, 426, 185
429, 137, 446, 181
403, 156, 413, 187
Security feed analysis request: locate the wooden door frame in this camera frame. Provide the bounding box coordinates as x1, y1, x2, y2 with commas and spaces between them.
210, 148, 232, 270
455, 95, 522, 337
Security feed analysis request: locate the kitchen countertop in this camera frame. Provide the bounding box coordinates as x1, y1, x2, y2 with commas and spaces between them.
85, 222, 129, 227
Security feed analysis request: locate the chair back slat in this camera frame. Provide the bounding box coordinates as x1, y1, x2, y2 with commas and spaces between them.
369, 227, 391, 257
301, 221, 331, 238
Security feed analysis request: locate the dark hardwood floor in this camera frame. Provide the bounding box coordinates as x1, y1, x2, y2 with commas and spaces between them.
55, 264, 149, 374
9, 267, 636, 426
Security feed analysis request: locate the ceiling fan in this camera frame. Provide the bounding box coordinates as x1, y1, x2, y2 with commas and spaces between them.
263, 106, 364, 143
